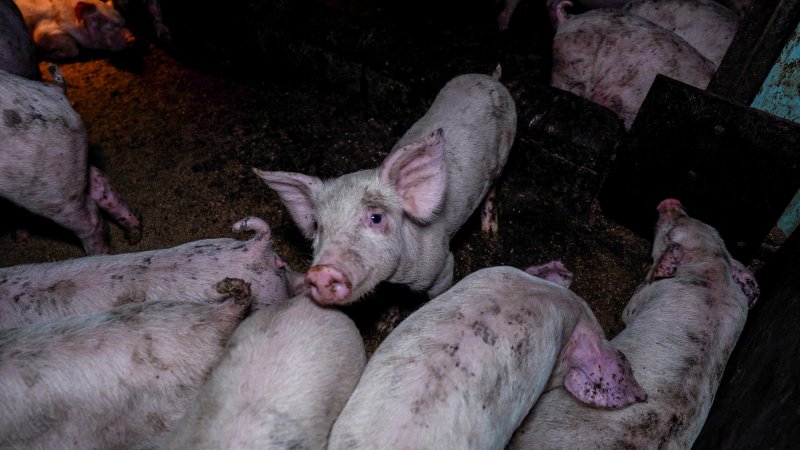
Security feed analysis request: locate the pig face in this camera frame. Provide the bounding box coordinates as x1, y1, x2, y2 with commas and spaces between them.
255, 130, 447, 305
75, 1, 135, 51
648, 198, 759, 307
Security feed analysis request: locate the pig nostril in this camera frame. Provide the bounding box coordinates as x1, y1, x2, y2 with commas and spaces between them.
656, 198, 683, 213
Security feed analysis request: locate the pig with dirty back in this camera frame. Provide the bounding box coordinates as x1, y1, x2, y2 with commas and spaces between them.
508, 199, 759, 449
328, 263, 646, 450
550, 0, 715, 128
0, 217, 302, 329
254, 72, 516, 305
0, 279, 252, 450
0, 0, 38, 78
0, 68, 141, 254
15, 0, 136, 59
163, 294, 366, 450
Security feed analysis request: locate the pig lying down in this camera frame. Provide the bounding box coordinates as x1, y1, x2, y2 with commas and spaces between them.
328, 264, 646, 450
550, 1, 716, 128
0, 216, 301, 329
14, 0, 136, 59
163, 295, 366, 450
0, 0, 38, 79
509, 199, 759, 449
0, 68, 141, 254
255, 72, 516, 304
0, 280, 252, 450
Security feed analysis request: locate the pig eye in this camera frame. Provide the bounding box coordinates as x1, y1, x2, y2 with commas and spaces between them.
370, 214, 383, 224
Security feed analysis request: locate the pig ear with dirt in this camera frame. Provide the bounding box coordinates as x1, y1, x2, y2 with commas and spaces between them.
378, 128, 447, 222
252, 169, 322, 238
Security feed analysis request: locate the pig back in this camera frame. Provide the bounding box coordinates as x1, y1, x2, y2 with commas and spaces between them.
391, 74, 517, 236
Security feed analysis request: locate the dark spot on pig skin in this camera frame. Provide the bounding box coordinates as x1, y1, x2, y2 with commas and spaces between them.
3, 109, 22, 127
114, 290, 147, 307
471, 320, 497, 346
146, 412, 168, 433
131, 333, 171, 371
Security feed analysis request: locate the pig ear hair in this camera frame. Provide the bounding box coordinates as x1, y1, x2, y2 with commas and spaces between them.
75, 2, 98, 21
652, 242, 683, 279
730, 259, 760, 308
562, 321, 648, 409
379, 129, 447, 222
252, 168, 321, 239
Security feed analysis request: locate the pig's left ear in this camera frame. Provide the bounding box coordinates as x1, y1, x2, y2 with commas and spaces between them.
652, 242, 683, 279
563, 321, 648, 409
379, 129, 447, 222
731, 259, 760, 308
75, 2, 98, 22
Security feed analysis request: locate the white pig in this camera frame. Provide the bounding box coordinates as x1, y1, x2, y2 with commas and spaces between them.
0, 68, 142, 254
508, 199, 759, 449
0, 216, 302, 329
15, 0, 136, 59
551, 1, 715, 128
327, 264, 646, 450
163, 294, 366, 450
624, 0, 738, 68
0, 0, 38, 78
0, 279, 252, 450
255, 72, 516, 305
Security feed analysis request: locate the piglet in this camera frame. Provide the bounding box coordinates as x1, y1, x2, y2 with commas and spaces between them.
624, 0, 738, 68
0, 68, 141, 254
255, 72, 516, 305
0, 0, 38, 78
327, 264, 646, 450
508, 199, 758, 449
551, 1, 715, 128
0, 279, 252, 450
163, 294, 366, 450
0, 216, 302, 329
15, 0, 136, 59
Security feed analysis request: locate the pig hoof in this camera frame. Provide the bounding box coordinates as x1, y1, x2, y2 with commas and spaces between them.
306, 265, 352, 305
124, 215, 143, 245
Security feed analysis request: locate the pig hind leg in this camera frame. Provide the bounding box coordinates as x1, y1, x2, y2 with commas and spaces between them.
88, 166, 142, 245
480, 187, 499, 238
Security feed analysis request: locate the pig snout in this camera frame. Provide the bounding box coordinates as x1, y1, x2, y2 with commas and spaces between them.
656, 198, 688, 224
119, 28, 136, 48
306, 264, 352, 304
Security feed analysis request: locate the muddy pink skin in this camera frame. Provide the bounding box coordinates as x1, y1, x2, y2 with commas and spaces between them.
256, 73, 516, 305
0, 285, 251, 450
509, 200, 757, 450
163, 295, 366, 450
551, 3, 715, 129
15, 0, 136, 59
328, 266, 645, 450
0, 0, 38, 78
0, 69, 141, 254
0, 217, 300, 329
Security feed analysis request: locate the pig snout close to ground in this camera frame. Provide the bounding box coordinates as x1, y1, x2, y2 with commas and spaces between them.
0, 279, 253, 450
0, 216, 301, 329
162, 294, 366, 450
15, 0, 136, 59
623, 0, 738, 69
0, 68, 141, 255
327, 265, 646, 450
0, 0, 38, 79
550, 1, 716, 129
508, 199, 759, 450
254, 72, 517, 305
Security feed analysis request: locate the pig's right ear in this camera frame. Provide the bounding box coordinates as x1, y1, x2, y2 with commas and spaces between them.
252, 169, 321, 238
379, 129, 447, 222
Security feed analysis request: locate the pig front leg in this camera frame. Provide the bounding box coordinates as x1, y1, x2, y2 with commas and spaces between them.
426, 251, 454, 298
89, 166, 142, 245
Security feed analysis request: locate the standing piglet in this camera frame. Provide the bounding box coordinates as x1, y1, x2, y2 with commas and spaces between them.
163, 294, 366, 450
15, 0, 136, 59
0, 68, 141, 254
551, 1, 715, 128
255, 72, 516, 305
0, 0, 38, 78
624, 0, 738, 68
0, 279, 252, 450
327, 264, 646, 450
0, 217, 301, 329
508, 199, 759, 449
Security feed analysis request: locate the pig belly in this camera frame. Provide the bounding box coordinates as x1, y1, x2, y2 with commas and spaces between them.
552, 9, 715, 129
163, 295, 366, 450
0, 299, 249, 450
329, 267, 583, 450
624, 0, 738, 68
